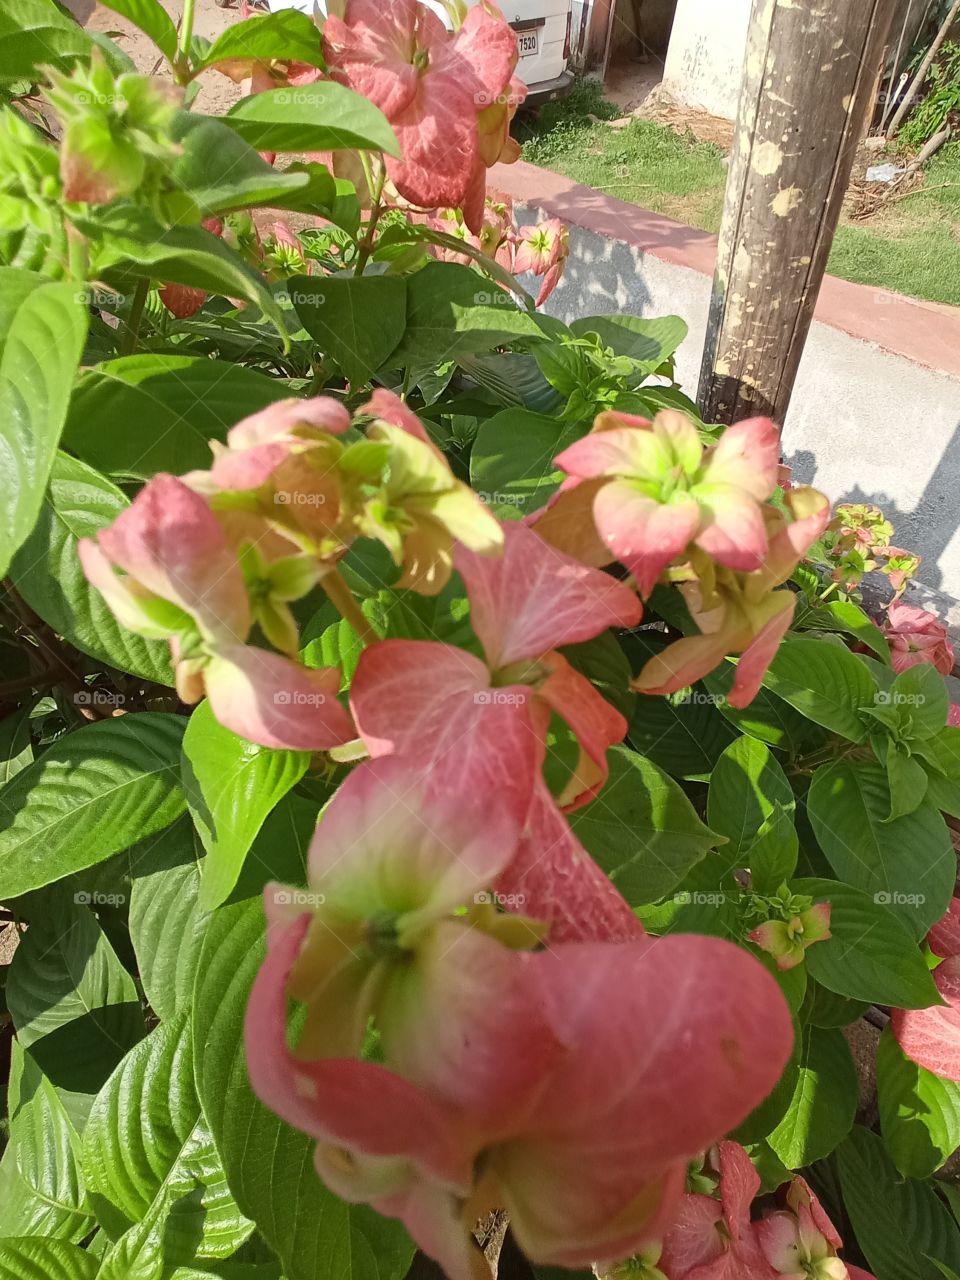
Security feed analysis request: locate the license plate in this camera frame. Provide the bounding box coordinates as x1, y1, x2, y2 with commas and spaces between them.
516, 29, 539, 57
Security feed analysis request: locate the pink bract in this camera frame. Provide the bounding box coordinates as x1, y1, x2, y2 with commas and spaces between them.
883, 602, 955, 676
892, 954, 960, 1082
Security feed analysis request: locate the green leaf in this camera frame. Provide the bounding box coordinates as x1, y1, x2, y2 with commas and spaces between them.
837, 1126, 960, 1280
568, 313, 688, 372
128, 821, 204, 1024
9, 452, 174, 684
806, 760, 954, 938
892, 663, 950, 740
0, 272, 88, 577
878, 1026, 960, 1179
762, 635, 877, 741
193, 900, 415, 1280
767, 1025, 857, 1167
706, 736, 794, 865
469, 409, 583, 520
224, 84, 399, 157
569, 745, 720, 904
702, 662, 824, 754
748, 803, 800, 894
82, 208, 286, 339
193, 9, 323, 74
0, 707, 33, 785
560, 632, 636, 722
390, 263, 545, 366
0, 713, 185, 899
802, 982, 868, 1029
171, 115, 326, 217
0, 1041, 93, 1241
63, 356, 291, 480
181, 701, 310, 911
82, 1013, 252, 1259
0, 1238, 98, 1280
793, 877, 939, 1008
0, 0, 92, 79
7, 895, 145, 1097
798, 597, 891, 661
97, 0, 179, 60
290, 275, 406, 387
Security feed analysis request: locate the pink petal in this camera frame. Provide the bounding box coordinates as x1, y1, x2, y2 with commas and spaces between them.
700, 418, 780, 501
892, 955, 960, 1082
204, 643, 354, 751
361, 387, 433, 446
494, 934, 793, 1267
728, 594, 796, 709
528, 477, 613, 570
495, 777, 643, 944
455, 522, 641, 669
323, 0, 419, 119
692, 485, 769, 573
717, 1141, 761, 1241
305, 752, 529, 918
555, 423, 663, 481
928, 899, 960, 959
349, 639, 540, 836
632, 631, 733, 696
593, 480, 701, 597
756, 1212, 802, 1273
659, 1193, 725, 1277
538, 650, 628, 810
787, 1176, 843, 1250
212, 397, 351, 491
78, 538, 175, 638
386, 76, 477, 211
244, 910, 472, 1187
447, 0, 518, 105
98, 474, 250, 643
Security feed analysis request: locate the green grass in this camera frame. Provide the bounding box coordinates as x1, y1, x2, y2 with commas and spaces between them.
518, 81, 960, 307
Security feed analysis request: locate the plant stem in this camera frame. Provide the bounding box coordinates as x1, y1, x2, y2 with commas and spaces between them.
353, 161, 387, 277
120, 278, 150, 357
322, 568, 379, 647
179, 0, 197, 58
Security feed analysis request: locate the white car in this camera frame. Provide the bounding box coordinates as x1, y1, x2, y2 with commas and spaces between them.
266, 0, 574, 105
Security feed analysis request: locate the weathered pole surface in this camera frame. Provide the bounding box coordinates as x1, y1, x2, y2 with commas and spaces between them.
698, 0, 895, 426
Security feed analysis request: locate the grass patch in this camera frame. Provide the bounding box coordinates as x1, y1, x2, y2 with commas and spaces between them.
518, 82, 960, 307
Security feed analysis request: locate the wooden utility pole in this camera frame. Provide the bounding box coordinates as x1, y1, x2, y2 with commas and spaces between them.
698, 0, 895, 426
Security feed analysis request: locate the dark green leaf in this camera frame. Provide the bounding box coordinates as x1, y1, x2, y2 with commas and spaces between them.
806, 760, 954, 938
171, 115, 320, 216
290, 275, 406, 387
762, 635, 877, 741
0, 272, 88, 576
469, 409, 583, 520
794, 877, 939, 1008
194, 9, 323, 74
568, 313, 688, 371
798, 598, 891, 661
878, 1026, 960, 1179
767, 1025, 857, 1167
0, 0, 92, 79
0, 713, 185, 899
569, 746, 720, 904
182, 701, 310, 911
63, 356, 291, 480
707, 736, 794, 867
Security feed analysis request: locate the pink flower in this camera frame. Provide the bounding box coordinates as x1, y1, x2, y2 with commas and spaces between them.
749, 903, 832, 971
78, 475, 354, 751
883, 603, 955, 676
659, 1142, 775, 1279
551, 412, 781, 597
892, 954, 960, 1082
514, 217, 569, 305
631, 487, 831, 708
928, 897, 960, 958
323, 0, 518, 225
246, 778, 794, 1280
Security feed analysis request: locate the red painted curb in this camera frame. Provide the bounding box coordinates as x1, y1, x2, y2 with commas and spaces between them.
490, 159, 960, 382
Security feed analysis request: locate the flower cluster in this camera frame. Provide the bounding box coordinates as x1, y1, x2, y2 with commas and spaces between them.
424, 201, 569, 305
815, 502, 921, 597
882, 601, 955, 676
533, 410, 831, 707
79, 391, 498, 749
622, 1141, 875, 1279
323, 0, 524, 229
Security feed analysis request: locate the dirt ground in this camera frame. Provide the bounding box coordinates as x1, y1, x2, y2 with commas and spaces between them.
76, 0, 246, 115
